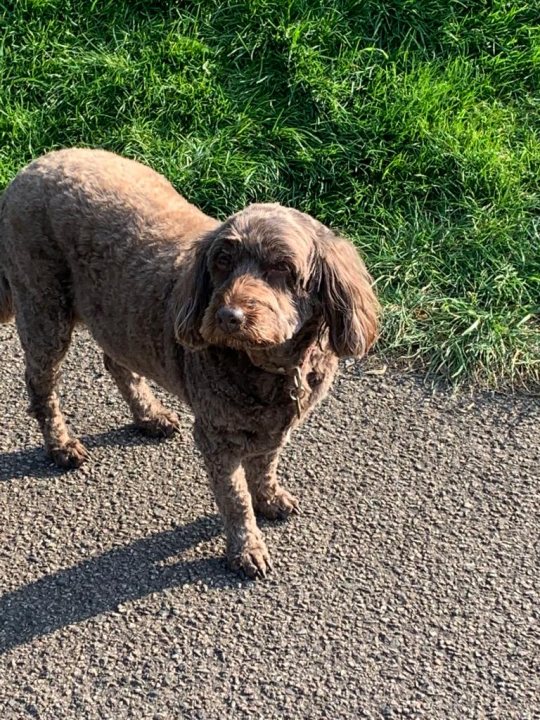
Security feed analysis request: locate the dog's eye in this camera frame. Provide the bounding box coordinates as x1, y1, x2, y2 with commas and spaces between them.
267, 262, 290, 279
215, 253, 231, 271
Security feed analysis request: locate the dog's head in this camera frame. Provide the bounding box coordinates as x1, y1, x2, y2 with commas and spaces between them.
174, 204, 379, 357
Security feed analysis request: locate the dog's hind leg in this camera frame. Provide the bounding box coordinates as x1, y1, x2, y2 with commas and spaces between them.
103, 354, 180, 438
13, 285, 87, 469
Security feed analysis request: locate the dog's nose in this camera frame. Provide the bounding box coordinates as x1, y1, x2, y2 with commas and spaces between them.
216, 305, 245, 333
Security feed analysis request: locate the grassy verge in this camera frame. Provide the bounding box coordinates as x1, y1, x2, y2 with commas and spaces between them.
1, 0, 538, 388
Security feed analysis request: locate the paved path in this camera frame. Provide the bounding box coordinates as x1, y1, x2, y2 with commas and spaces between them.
0, 324, 538, 719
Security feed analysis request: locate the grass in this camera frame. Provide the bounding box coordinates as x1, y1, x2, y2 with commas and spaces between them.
0, 0, 538, 389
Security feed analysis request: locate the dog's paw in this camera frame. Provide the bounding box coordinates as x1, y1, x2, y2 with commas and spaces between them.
49, 439, 88, 469
228, 537, 272, 579
254, 487, 300, 520
136, 409, 180, 438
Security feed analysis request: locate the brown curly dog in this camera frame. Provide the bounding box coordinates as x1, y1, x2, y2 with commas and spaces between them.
0, 149, 379, 578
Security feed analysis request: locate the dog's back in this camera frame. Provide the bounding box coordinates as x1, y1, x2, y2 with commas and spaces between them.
0, 148, 216, 328
0, 149, 167, 320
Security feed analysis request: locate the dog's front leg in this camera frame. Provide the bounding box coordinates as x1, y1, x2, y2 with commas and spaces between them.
244, 450, 300, 520
194, 424, 271, 579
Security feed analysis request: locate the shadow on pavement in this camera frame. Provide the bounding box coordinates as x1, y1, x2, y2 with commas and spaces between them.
0, 445, 66, 482
0, 425, 181, 482
0, 515, 239, 654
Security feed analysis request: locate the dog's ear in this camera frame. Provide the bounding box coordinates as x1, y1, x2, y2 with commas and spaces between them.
172, 231, 215, 349
315, 229, 379, 358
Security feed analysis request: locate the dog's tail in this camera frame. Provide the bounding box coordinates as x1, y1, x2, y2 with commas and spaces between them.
0, 193, 14, 323
0, 269, 13, 323
0, 208, 13, 322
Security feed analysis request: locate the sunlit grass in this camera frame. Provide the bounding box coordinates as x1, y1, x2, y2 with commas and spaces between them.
1, 0, 538, 388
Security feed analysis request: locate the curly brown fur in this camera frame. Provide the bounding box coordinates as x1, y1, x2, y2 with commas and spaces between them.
0, 149, 379, 578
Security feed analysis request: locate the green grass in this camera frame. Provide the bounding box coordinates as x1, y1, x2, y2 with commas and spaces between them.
1, 0, 538, 388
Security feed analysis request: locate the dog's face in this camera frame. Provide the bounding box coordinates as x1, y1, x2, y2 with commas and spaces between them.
198, 206, 317, 350
174, 204, 379, 358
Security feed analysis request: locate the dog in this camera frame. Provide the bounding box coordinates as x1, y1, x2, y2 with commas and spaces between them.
0, 149, 379, 578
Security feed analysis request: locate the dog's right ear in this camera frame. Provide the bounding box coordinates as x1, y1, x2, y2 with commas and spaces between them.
172, 231, 215, 349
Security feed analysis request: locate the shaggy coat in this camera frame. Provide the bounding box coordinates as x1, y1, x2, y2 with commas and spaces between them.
0, 149, 379, 577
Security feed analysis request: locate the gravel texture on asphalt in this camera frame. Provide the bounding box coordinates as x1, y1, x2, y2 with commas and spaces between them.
0, 324, 539, 719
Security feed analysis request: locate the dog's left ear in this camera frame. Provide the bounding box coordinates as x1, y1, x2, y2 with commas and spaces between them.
172, 230, 215, 349
316, 229, 380, 358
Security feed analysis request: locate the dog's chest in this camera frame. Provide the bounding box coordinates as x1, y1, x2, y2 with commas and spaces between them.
183, 347, 337, 447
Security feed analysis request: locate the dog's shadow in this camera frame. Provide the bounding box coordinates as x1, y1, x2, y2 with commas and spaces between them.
0, 425, 176, 482
0, 514, 244, 654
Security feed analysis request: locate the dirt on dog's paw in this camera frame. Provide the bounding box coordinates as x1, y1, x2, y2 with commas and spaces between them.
136, 409, 180, 438
228, 537, 273, 579
48, 438, 88, 469
255, 486, 300, 520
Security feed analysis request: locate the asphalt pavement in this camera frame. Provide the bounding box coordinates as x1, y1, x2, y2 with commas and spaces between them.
0, 323, 538, 719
